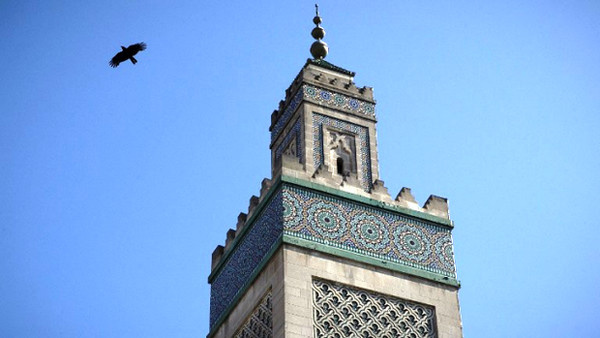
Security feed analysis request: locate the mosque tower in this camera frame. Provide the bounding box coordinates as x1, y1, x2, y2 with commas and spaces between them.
207, 6, 463, 337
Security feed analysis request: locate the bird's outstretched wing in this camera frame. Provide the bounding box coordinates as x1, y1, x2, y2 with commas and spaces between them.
126, 42, 147, 55
109, 51, 128, 68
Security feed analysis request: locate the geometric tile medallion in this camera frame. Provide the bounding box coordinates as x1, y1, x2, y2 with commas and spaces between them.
282, 185, 456, 278
210, 181, 456, 330
234, 290, 273, 338
313, 278, 437, 338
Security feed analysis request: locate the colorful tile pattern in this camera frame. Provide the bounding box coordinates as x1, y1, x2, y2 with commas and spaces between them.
282, 185, 456, 278
274, 118, 302, 162
271, 89, 303, 144
303, 85, 375, 118
270, 84, 376, 144
209, 183, 456, 331
312, 114, 373, 191
209, 192, 283, 328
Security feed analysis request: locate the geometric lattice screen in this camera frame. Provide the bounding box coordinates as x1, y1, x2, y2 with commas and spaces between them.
233, 290, 272, 338
313, 279, 437, 338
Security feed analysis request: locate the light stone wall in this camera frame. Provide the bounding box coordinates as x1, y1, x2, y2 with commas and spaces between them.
211, 249, 285, 338
282, 244, 463, 338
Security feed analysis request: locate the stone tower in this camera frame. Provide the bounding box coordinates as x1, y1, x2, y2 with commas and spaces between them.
208, 7, 462, 338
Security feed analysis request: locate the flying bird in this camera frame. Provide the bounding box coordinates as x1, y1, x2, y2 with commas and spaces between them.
109, 42, 147, 68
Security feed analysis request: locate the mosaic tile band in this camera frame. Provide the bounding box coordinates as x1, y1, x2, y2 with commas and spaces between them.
282, 185, 456, 277
303, 85, 375, 118
271, 89, 303, 144
210, 182, 456, 330
271, 84, 376, 144
274, 118, 302, 162
210, 192, 283, 328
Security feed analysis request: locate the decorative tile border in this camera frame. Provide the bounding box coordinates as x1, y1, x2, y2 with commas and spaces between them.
303, 85, 375, 118
209, 192, 283, 328
282, 185, 456, 277
209, 181, 457, 333
271, 84, 376, 144
274, 118, 302, 162
271, 89, 303, 144
312, 114, 372, 191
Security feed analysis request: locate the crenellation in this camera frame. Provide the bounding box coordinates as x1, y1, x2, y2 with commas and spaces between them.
211, 245, 224, 270
260, 178, 273, 200
236, 212, 247, 231
270, 110, 278, 129
423, 195, 450, 219
247, 195, 260, 217
278, 100, 285, 114
395, 187, 421, 211
225, 229, 236, 251
285, 69, 305, 102
302, 64, 374, 103
371, 179, 393, 203
358, 86, 374, 100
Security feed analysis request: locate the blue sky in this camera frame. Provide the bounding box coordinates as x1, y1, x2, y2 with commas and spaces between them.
2, 1, 599, 337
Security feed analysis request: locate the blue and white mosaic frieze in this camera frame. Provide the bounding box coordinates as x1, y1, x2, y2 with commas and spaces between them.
271, 84, 376, 144
209, 192, 283, 328
271, 89, 303, 144
312, 114, 373, 191
282, 186, 456, 277
274, 118, 302, 162
303, 85, 375, 118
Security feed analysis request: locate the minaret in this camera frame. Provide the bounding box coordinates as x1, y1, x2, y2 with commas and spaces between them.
208, 7, 463, 337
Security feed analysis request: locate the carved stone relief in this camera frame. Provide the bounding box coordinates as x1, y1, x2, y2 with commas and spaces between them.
313, 278, 437, 338
326, 128, 357, 177
234, 291, 273, 338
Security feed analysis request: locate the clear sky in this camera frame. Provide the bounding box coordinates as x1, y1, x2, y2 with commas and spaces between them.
2, 1, 599, 337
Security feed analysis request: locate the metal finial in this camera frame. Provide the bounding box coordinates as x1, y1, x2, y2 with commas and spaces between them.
310, 4, 328, 59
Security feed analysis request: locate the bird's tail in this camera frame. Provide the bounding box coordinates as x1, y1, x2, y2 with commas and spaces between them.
130, 57, 138, 65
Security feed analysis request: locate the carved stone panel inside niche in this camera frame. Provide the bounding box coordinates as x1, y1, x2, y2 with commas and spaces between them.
312, 113, 372, 191
283, 137, 297, 157
326, 128, 357, 177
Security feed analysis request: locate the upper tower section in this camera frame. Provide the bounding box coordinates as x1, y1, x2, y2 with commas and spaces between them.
269, 7, 380, 198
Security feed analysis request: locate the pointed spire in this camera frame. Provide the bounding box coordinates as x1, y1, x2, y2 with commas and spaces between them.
310, 4, 328, 59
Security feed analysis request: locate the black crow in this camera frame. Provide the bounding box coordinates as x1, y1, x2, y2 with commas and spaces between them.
109, 42, 147, 68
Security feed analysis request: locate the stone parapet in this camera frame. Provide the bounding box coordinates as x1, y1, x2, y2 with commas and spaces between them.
209, 177, 458, 331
